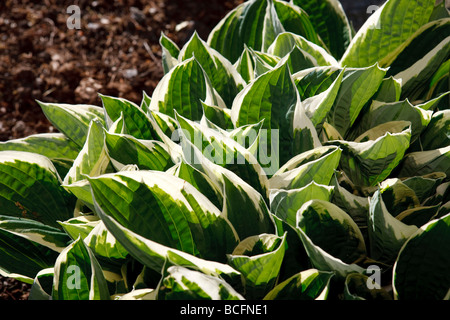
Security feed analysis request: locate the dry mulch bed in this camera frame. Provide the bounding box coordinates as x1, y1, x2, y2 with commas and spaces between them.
0, 0, 244, 141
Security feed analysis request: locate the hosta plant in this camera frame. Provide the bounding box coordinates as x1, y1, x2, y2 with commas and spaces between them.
0, 0, 449, 301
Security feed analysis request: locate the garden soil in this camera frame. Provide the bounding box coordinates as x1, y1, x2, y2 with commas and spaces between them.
0, 0, 386, 300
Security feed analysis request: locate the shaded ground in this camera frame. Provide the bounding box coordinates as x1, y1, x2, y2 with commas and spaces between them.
0, 0, 391, 300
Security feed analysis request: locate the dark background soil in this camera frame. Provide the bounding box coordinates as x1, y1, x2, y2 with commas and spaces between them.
0, 0, 392, 300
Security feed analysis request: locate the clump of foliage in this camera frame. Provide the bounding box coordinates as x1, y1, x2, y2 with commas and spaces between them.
0, 0, 449, 300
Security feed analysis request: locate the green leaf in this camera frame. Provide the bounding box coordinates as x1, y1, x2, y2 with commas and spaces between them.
326, 127, 411, 187
372, 76, 403, 103
160, 32, 180, 73
227, 233, 287, 299
108, 111, 127, 135
296, 199, 367, 264
172, 160, 223, 210
431, 1, 450, 21
149, 110, 179, 139
94, 202, 241, 282
0, 227, 59, 282
419, 110, 450, 150
354, 121, 412, 144
149, 57, 219, 121
207, 0, 284, 63
260, 0, 285, 53
176, 113, 270, 198
402, 172, 447, 203
52, 236, 110, 300
104, 131, 173, 171
291, 0, 352, 59
289, 95, 323, 158
0, 151, 76, 228
263, 268, 334, 300
295, 224, 365, 279
0, 133, 80, 161
221, 169, 275, 241
284, 45, 320, 73
331, 175, 369, 233
158, 266, 244, 300
179, 120, 272, 199
269, 146, 341, 190
140, 91, 152, 114
271, 214, 310, 281
201, 102, 234, 130
234, 46, 256, 83
0, 215, 70, 252
428, 59, 450, 100
62, 180, 96, 211
100, 94, 160, 141
379, 178, 421, 217
83, 221, 129, 267
393, 213, 450, 300
293, 66, 342, 100
396, 145, 450, 178
231, 60, 320, 166
303, 68, 345, 130
250, 48, 282, 77
423, 181, 450, 207
328, 64, 387, 138
380, 18, 450, 89
340, 0, 435, 68
367, 190, 419, 264
115, 289, 156, 300
37, 101, 105, 148
228, 120, 265, 150
396, 205, 441, 228
344, 273, 392, 300
436, 202, 450, 222
89, 171, 238, 262
29, 268, 54, 300
207, 2, 248, 63
179, 32, 245, 107
394, 35, 450, 100
273, 0, 320, 46
63, 120, 111, 185
351, 99, 433, 143
58, 216, 100, 241
231, 60, 294, 128
268, 32, 338, 66
319, 122, 344, 143
270, 182, 334, 228
0, 133, 81, 178
416, 91, 450, 111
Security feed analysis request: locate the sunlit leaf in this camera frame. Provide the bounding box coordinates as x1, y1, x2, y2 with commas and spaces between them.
52, 237, 110, 300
